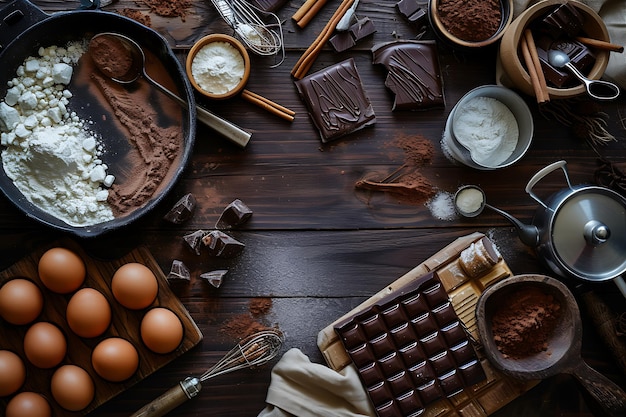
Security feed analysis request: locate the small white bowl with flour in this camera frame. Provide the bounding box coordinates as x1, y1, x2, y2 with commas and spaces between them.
443, 85, 533, 170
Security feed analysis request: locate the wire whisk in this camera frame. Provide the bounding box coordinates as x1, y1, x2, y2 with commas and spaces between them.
130, 330, 284, 417
211, 0, 285, 67
200, 329, 284, 380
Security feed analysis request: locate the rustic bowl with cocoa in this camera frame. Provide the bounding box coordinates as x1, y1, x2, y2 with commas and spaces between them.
428, 0, 513, 48
476, 274, 626, 416
499, 0, 611, 100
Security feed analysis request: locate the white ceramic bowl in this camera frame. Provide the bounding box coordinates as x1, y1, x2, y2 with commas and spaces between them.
442, 85, 533, 170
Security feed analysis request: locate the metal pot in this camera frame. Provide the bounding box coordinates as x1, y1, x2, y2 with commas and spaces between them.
489, 160, 626, 297
0, 0, 196, 237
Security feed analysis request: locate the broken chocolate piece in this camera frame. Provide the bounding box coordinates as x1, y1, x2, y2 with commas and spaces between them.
294, 58, 376, 143
329, 17, 377, 53
163, 193, 196, 224
200, 270, 228, 288
372, 40, 445, 111
183, 229, 207, 255
396, 0, 427, 25
215, 199, 253, 229
167, 260, 191, 281
202, 230, 245, 258
534, 2, 585, 39
534, 38, 596, 88
335, 272, 485, 417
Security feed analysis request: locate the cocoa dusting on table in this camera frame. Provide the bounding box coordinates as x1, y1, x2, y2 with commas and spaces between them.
437, 0, 501, 42
141, 0, 192, 20
119, 9, 152, 27
250, 298, 273, 316
220, 314, 275, 339
356, 134, 436, 205
491, 287, 561, 359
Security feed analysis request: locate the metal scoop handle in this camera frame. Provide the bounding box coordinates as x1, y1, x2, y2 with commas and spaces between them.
564, 61, 620, 101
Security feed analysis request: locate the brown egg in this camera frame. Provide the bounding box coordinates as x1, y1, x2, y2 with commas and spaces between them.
111, 262, 158, 310
51, 364, 94, 411
0, 278, 43, 325
0, 350, 26, 397
38, 247, 86, 294
23, 322, 67, 369
66, 288, 111, 338
140, 307, 184, 354
5, 391, 51, 417
91, 337, 139, 382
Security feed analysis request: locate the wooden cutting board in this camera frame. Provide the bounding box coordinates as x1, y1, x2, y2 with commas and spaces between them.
0, 239, 203, 416
317, 232, 538, 417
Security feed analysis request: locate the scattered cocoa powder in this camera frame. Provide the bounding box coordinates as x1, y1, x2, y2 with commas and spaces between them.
355, 134, 436, 205
250, 298, 273, 316
141, 0, 192, 20
119, 9, 152, 27
437, 0, 501, 42
491, 287, 561, 359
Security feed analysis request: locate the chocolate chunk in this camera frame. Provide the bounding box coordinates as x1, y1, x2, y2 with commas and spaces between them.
295, 58, 376, 143
215, 199, 253, 229
372, 40, 444, 111
329, 17, 377, 53
163, 193, 196, 224
534, 2, 585, 39
167, 260, 191, 281
396, 0, 427, 25
334, 272, 485, 416
200, 270, 228, 288
202, 230, 245, 258
534, 38, 596, 88
183, 229, 207, 255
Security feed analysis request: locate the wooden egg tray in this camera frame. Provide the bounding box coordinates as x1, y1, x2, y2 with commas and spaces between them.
0, 239, 203, 416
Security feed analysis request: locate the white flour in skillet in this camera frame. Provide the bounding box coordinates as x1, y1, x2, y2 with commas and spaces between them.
0, 42, 115, 227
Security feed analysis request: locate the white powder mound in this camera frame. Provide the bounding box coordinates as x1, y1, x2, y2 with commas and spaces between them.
426, 191, 457, 221
191, 41, 245, 95
0, 42, 115, 227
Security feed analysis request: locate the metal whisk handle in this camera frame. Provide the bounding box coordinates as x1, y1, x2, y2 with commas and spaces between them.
129, 377, 202, 417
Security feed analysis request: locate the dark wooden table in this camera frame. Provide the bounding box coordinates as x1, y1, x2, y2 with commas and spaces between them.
1, 0, 626, 416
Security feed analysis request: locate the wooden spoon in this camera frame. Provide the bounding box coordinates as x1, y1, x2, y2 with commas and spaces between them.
476, 274, 626, 417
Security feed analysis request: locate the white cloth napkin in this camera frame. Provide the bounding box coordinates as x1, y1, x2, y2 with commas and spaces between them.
257, 348, 375, 417
513, 0, 626, 89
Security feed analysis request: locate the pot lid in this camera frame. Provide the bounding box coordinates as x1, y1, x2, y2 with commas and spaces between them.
551, 187, 626, 281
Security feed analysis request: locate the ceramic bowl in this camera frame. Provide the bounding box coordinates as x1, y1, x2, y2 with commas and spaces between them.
499, 0, 610, 99
186, 34, 251, 100
429, 0, 513, 48
442, 85, 533, 170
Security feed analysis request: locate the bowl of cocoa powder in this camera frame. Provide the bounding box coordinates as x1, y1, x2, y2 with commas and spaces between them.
428, 0, 513, 48
475, 274, 578, 379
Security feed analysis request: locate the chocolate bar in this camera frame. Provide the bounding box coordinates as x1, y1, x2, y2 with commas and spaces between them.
533, 37, 596, 87
294, 58, 376, 143
372, 41, 445, 111
335, 272, 485, 417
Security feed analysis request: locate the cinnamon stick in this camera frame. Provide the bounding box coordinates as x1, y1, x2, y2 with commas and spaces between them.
241, 89, 296, 122
291, 0, 355, 79
520, 36, 546, 104
524, 29, 549, 103
292, 0, 317, 22
575, 36, 624, 53
295, 0, 329, 28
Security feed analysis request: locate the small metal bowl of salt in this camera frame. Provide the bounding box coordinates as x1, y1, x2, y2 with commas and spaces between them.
454, 185, 486, 217
442, 85, 534, 170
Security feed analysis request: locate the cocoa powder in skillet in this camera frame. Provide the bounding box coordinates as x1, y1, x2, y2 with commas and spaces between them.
491, 287, 562, 359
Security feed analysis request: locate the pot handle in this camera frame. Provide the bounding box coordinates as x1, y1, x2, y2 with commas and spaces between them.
0, 0, 48, 48
525, 160, 574, 209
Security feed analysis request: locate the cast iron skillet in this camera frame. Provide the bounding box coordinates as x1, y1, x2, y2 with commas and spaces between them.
0, 0, 196, 238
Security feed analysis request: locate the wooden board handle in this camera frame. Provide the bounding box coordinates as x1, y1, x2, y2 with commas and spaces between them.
130, 377, 202, 417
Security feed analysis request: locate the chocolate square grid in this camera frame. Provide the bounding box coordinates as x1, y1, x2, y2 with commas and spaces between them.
335, 272, 485, 417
